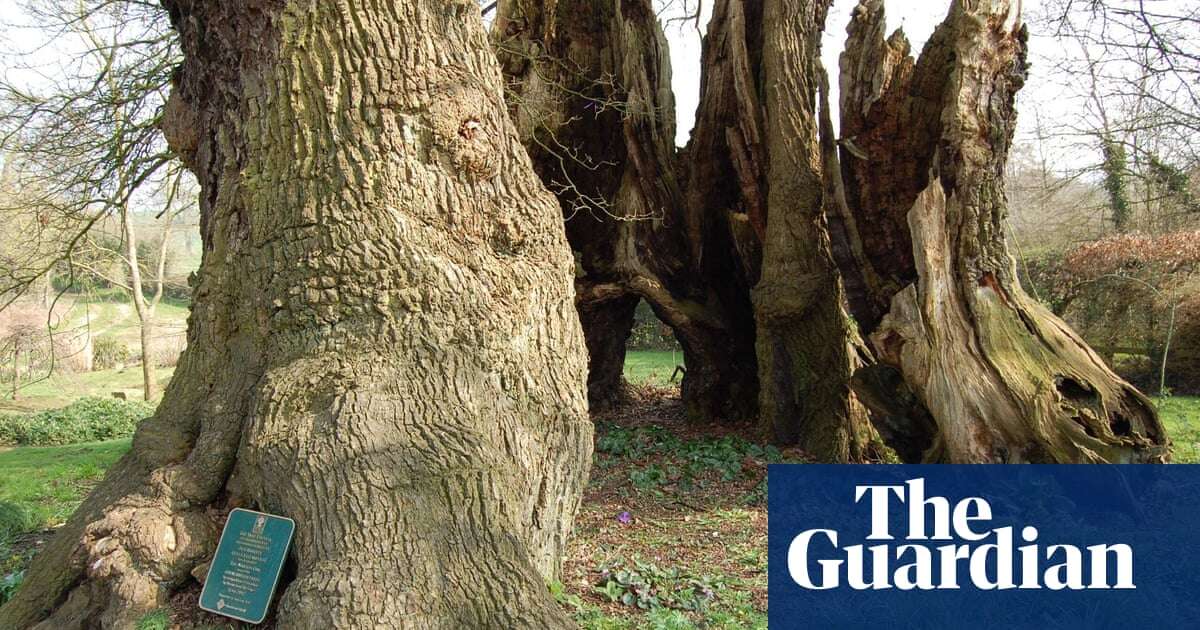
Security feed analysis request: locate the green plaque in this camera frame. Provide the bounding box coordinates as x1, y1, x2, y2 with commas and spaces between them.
199, 508, 295, 624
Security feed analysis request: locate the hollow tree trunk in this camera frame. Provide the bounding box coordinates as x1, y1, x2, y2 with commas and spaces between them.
493, 0, 758, 421
575, 285, 639, 409
0, 1, 592, 628
837, 0, 1167, 463
685, 0, 878, 459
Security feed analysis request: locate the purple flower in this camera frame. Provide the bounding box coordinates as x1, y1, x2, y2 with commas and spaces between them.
617, 511, 632, 524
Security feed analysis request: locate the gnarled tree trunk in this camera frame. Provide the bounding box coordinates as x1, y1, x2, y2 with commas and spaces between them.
493, 0, 758, 420
837, 0, 1167, 463
754, 0, 878, 459
0, 1, 591, 628
685, 0, 880, 459
493, 0, 884, 459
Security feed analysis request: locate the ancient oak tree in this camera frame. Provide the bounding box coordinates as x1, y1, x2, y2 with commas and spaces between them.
493, 0, 881, 461
495, 0, 1169, 464
0, 1, 591, 627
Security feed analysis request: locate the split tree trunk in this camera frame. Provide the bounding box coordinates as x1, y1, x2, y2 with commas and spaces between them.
493, 0, 758, 420
496, 0, 884, 458
0, 1, 591, 628
686, 0, 880, 459
837, 0, 1168, 463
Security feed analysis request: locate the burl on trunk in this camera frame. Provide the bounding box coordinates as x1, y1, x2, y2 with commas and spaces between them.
0, 1, 591, 628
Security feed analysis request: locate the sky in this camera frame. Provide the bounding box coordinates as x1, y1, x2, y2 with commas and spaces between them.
660, 0, 1077, 158
1, 0, 1089, 168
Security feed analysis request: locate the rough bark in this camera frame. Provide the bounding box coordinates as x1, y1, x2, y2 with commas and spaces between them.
838, 0, 1168, 463
494, 0, 758, 421
575, 284, 639, 409
685, 0, 878, 459
0, 1, 591, 628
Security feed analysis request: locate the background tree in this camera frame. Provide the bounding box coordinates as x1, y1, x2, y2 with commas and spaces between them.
0, 0, 185, 399
0, 0, 592, 626
1035, 0, 1200, 233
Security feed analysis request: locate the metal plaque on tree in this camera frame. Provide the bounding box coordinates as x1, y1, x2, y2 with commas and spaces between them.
199, 508, 295, 624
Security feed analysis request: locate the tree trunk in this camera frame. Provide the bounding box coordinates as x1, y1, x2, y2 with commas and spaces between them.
837, 0, 1167, 463
494, 0, 759, 422
138, 315, 156, 401
41, 273, 53, 309
1, 1, 591, 628
684, 0, 879, 459
120, 202, 158, 403
575, 284, 639, 409
9, 345, 17, 400
754, 0, 879, 459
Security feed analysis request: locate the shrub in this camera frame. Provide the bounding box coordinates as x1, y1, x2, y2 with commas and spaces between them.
92, 336, 130, 370
0, 569, 22, 607
0, 501, 34, 542
150, 333, 187, 368
0, 397, 154, 446
1170, 297, 1200, 394
628, 300, 681, 352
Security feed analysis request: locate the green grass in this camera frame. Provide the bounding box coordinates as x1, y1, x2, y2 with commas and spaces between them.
0, 389, 1194, 625
623, 350, 683, 387
0, 439, 130, 536
1, 366, 175, 414
1159, 396, 1200, 463
135, 609, 171, 630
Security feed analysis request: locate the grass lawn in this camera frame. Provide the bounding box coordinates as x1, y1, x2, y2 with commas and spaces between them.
623, 350, 683, 388
0, 366, 175, 414
0, 439, 130, 537
1159, 396, 1200, 463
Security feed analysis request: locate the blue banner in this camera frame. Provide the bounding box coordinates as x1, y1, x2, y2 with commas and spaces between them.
768, 465, 1200, 629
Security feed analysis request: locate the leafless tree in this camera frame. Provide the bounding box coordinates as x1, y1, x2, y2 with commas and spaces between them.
0, 0, 189, 399
1035, 0, 1200, 231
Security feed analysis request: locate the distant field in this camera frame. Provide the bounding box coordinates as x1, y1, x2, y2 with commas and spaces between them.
58, 290, 190, 349
3, 289, 189, 414
623, 350, 683, 387
0, 366, 175, 415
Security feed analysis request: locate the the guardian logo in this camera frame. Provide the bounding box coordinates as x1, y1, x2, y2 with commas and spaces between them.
787, 478, 1135, 591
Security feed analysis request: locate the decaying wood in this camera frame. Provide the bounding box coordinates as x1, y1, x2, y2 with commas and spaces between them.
495, 0, 759, 420
499, 0, 883, 458
839, 0, 1168, 463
